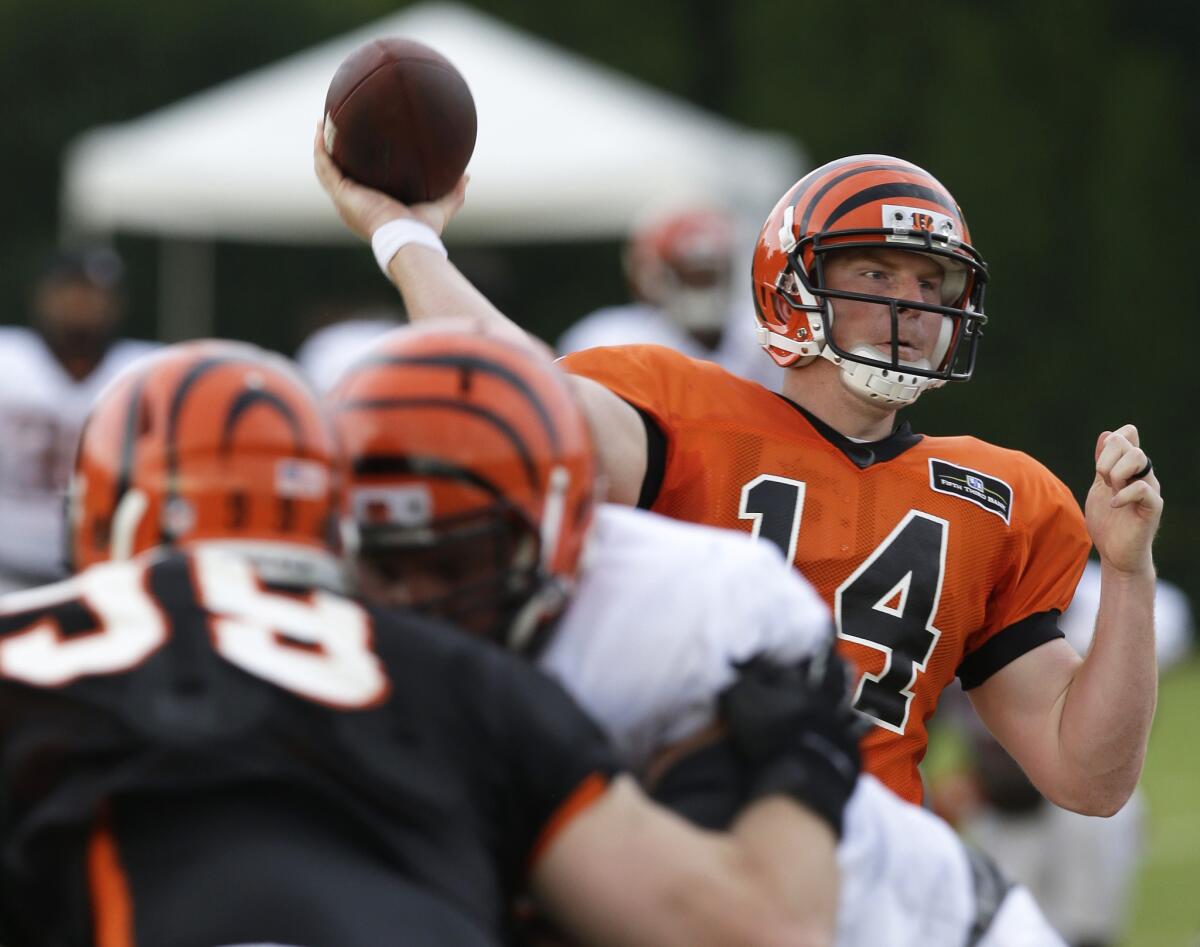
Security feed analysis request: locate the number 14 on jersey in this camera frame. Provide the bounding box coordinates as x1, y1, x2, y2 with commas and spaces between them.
739, 475, 948, 734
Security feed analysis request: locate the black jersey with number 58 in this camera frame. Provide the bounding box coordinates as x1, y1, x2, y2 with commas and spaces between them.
0, 548, 616, 947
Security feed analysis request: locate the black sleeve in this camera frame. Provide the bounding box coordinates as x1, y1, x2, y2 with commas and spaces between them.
650, 739, 747, 831
471, 646, 620, 860
957, 610, 1065, 689
633, 405, 667, 510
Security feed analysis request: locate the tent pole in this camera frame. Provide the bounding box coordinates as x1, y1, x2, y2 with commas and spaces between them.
157, 238, 214, 342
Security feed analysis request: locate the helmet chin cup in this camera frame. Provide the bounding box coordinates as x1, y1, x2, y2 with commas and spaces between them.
836, 345, 941, 407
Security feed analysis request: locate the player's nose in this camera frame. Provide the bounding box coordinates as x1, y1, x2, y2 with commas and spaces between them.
894, 271, 928, 312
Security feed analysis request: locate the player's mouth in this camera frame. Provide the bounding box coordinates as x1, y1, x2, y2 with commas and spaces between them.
872, 341, 924, 362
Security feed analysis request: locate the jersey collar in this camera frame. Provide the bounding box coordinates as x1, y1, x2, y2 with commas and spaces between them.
772, 394, 923, 469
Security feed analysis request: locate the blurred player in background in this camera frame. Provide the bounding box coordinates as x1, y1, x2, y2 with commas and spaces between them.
0, 245, 156, 593
0, 339, 846, 947
294, 306, 401, 391
557, 206, 783, 390
330, 324, 1066, 947
934, 563, 1194, 947
314, 137, 1164, 820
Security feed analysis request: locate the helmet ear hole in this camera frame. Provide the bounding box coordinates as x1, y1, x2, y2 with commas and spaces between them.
771, 292, 793, 324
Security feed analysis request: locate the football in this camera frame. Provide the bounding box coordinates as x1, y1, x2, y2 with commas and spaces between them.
323, 38, 477, 205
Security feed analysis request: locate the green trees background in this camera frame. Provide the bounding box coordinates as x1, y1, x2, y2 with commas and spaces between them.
1, 0, 1196, 606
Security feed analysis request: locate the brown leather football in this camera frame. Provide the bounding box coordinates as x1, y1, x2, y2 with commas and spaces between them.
324, 38, 477, 205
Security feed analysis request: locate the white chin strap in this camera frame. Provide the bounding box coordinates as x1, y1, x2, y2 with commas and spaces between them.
835, 346, 944, 407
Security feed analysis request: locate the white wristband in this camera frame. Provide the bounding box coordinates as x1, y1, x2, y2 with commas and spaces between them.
371, 218, 448, 273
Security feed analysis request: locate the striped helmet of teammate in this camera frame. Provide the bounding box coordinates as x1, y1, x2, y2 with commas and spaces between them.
328, 325, 597, 653
67, 339, 344, 587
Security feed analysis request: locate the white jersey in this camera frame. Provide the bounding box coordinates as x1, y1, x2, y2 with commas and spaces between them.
839, 778, 1063, 947
556, 302, 785, 391
1060, 559, 1193, 670
540, 505, 1063, 947
542, 504, 829, 771
0, 328, 157, 586
295, 318, 401, 392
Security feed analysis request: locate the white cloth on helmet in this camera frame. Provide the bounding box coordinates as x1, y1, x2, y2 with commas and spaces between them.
0, 327, 157, 587
540, 504, 1060, 946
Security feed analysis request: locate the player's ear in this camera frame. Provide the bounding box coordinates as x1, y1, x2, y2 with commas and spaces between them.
773, 293, 793, 322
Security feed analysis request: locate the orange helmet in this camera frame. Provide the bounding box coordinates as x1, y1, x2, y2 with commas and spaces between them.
752, 155, 988, 405
68, 340, 343, 585
625, 206, 735, 334
328, 326, 596, 652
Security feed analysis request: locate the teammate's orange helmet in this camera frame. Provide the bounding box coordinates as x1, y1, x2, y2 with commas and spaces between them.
752, 155, 989, 400
68, 340, 343, 581
624, 207, 735, 333
329, 326, 596, 652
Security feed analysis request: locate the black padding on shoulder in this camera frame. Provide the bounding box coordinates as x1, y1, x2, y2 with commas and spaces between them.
634, 405, 667, 510
957, 610, 1064, 690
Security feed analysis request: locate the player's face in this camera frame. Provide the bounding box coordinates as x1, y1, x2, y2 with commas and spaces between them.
822, 249, 947, 367
34, 280, 122, 351
354, 524, 519, 638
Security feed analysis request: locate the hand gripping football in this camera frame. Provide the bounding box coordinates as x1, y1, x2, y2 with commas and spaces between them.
324, 37, 477, 205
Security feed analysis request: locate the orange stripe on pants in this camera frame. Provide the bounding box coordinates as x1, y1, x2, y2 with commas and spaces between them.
87, 813, 134, 947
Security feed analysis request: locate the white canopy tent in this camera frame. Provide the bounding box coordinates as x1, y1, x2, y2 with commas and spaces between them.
60, 2, 804, 336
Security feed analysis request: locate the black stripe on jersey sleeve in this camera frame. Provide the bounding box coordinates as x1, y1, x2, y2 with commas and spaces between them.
957, 610, 1064, 690
634, 405, 667, 510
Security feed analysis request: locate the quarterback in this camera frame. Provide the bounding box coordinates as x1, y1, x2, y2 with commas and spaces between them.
315, 136, 1163, 815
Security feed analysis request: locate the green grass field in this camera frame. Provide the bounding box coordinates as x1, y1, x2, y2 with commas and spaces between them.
1125, 654, 1200, 946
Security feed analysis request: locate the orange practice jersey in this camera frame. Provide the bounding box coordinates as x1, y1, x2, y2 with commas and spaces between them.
564, 345, 1090, 803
